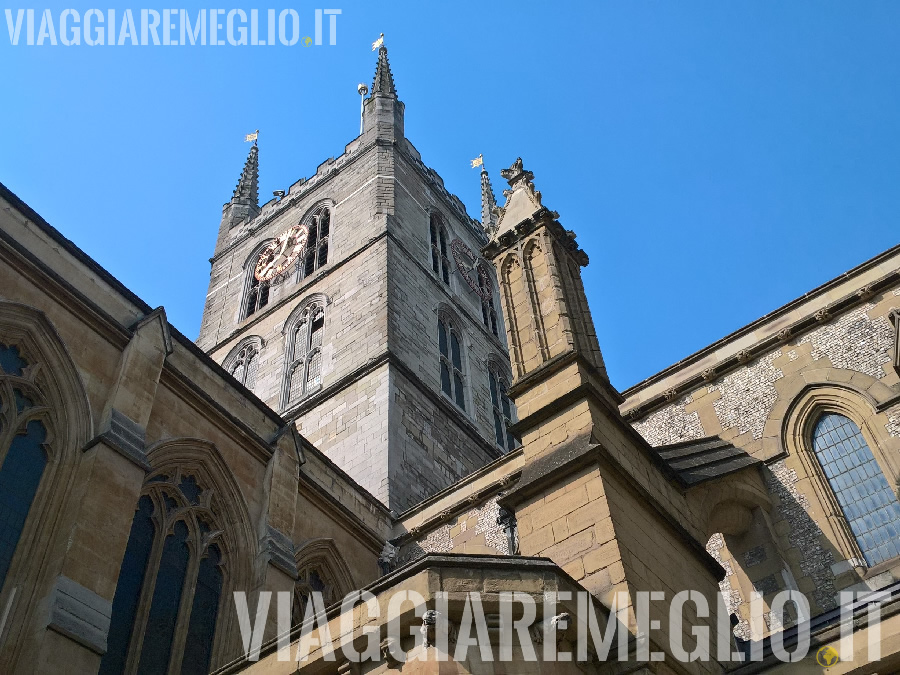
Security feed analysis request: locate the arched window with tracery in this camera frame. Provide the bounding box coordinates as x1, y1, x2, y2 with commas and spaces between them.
292, 540, 354, 620
0, 342, 48, 593
225, 339, 260, 391
811, 412, 900, 567
438, 315, 465, 410
301, 205, 331, 279
477, 264, 499, 337
430, 214, 450, 285
487, 363, 517, 452
100, 470, 227, 675
283, 298, 326, 408
243, 261, 270, 320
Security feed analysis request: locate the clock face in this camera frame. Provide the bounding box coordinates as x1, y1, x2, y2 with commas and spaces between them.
255, 223, 310, 282
450, 238, 493, 301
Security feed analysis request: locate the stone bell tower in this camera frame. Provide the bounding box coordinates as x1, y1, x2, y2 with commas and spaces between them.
197, 44, 509, 513
486, 158, 729, 669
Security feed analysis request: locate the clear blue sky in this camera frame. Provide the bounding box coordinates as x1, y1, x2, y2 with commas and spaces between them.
3, 1, 899, 390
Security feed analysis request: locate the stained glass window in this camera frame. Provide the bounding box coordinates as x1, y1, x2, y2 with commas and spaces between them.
812, 413, 900, 566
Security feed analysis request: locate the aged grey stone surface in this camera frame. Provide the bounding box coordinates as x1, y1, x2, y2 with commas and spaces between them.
45, 575, 113, 655
196, 59, 510, 511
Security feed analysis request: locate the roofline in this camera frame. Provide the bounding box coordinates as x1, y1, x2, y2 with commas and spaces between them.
0, 180, 393, 521
622, 241, 900, 398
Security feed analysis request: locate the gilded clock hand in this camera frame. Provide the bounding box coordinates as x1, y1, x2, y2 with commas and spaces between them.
260, 234, 291, 278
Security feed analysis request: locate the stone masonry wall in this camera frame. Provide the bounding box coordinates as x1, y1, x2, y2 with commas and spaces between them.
397, 494, 509, 566
630, 285, 900, 633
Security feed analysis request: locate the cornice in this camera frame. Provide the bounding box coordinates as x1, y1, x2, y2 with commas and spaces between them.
621, 263, 900, 421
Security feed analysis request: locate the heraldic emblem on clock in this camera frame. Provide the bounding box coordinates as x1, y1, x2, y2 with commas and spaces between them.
450, 238, 492, 302
254, 222, 310, 282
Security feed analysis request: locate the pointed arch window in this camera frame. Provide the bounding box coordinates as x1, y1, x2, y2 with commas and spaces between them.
292, 540, 354, 620
284, 299, 326, 408
487, 364, 518, 452
477, 264, 499, 337
301, 205, 331, 279
0, 342, 49, 595
227, 341, 259, 390
811, 413, 900, 567
243, 269, 270, 320
100, 471, 226, 675
438, 317, 465, 410
430, 215, 450, 285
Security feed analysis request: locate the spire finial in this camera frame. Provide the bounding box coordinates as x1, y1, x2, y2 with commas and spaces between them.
371, 37, 397, 97
480, 167, 499, 237
233, 143, 259, 208
471, 155, 498, 236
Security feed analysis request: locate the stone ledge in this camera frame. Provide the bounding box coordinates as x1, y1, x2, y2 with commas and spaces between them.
44, 575, 112, 655
261, 525, 298, 579
82, 407, 150, 471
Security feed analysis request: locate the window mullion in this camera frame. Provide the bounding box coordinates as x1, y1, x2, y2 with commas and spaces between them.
122, 493, 170, 675
166, 526, 203, 675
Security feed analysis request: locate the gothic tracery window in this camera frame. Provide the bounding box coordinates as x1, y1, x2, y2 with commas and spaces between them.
438, 317, 465, 410
228, 342, 259, 390
430, 215, 450, 285
284, 300, 325, 407
293, 564, 336, 618
0, 342, 48, 593
478, 264, 499, 337
100, 471, 226, 675
811, 413, 900, 567
301, 206, 331, 279
243, 262, 270, 320
487, 365, 517, 452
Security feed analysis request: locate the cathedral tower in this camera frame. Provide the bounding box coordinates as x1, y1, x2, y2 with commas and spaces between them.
197, 45, 512, 511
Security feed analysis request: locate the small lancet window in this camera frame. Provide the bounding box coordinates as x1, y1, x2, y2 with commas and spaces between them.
430, 215, 450, 285
244, 271, 270, 319
301, 206, 331, 280
488, 366, 518, 451
285, 301, 326, 407
812, 413, 900, 567
478, 265, 499, 337
438, 317, 465, 410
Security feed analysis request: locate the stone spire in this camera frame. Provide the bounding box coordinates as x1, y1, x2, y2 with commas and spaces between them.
233, 143, 259, 208
214, 143, 261, 251
361, 41, 404, 139
480, 167, 498, 237
482, 156, 618, 429
371, 43, 397, 97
